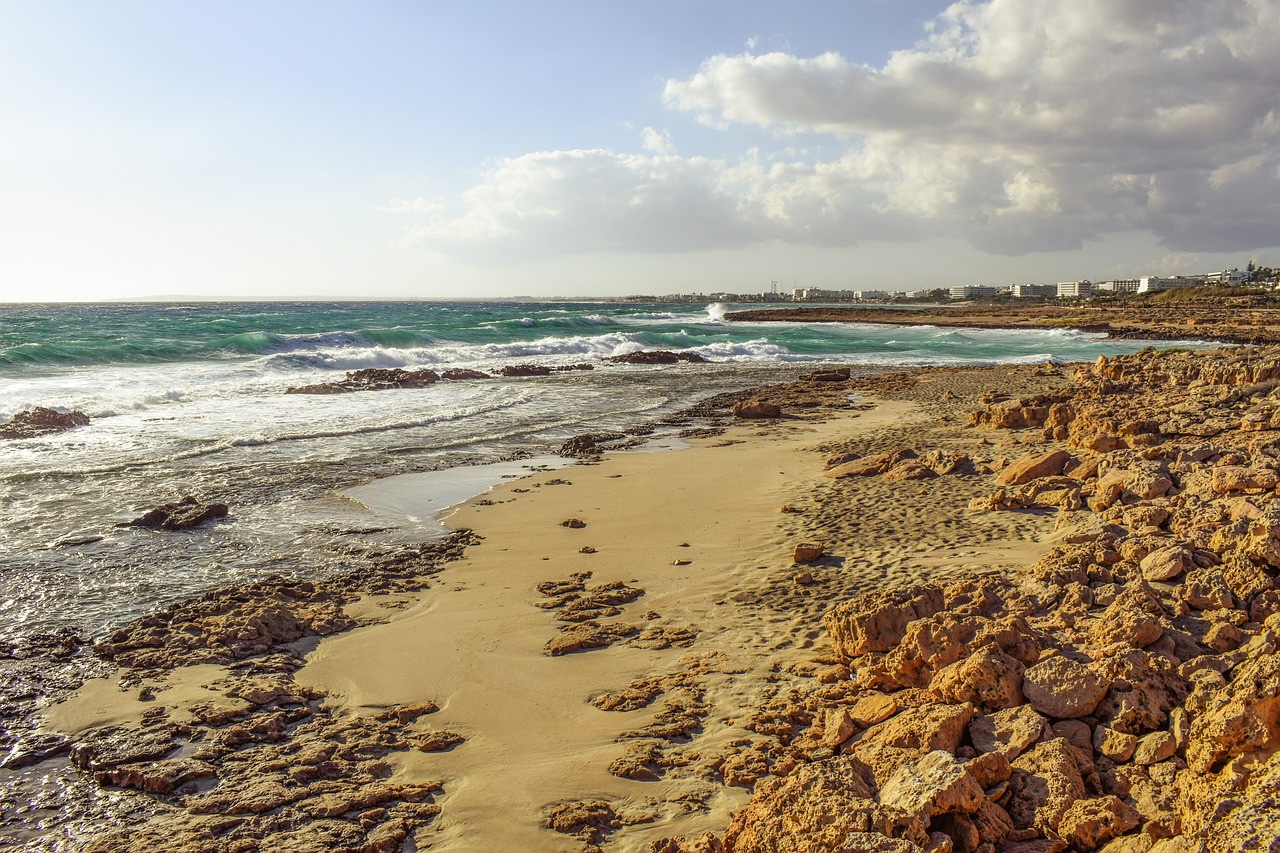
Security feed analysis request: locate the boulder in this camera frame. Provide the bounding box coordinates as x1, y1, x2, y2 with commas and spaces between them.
1210, 465, 1279, 495
996, 450, 1071, 486
828, 449, 918, 478
1022, 656, 1110, 719
1092, 726, 1137, 762
1007, 738, 1087, 834
1132, 732, 1175, 766
1140, 545, 1193, 582
969, 705, 1050, 760
732, 400, 782, 419
121, 497, 229, 531
793, 543, 824, 564
0, 407, 90, 439
878, 750, 984, 818
285, 367, 439, 394
929, 644, 1025, 709
604, 351, 706, 365
824, 585, 945, 659
1056, 796, 1141, 850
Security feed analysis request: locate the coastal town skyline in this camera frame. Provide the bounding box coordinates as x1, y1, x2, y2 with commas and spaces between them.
2, 1, 1278, 302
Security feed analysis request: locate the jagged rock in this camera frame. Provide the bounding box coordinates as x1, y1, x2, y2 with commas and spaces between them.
732, 400, 782, 419
440, 368, 490, 380
605, 350, 706, 365
824, 585, 945, 659
285, 367, 440, 394
1057, 796, 1141, 850
1007, 738, 1086, 835
1210, 465, 1278, 494
969, 705, 1049, 760
996, 450, 1071, 486
1140, 545, 1194, 582
1133, 732, 1175, 766
719, 757, 923, 852
882, 460, 936, 482
828, 449, 918, 478
499, 364, 553, 376
1022, 657, 1110, 719
878, 750, 984, 818
929, 644, 1024, 709
1092, 726, 1137, 762
1092, 583, 1165, 649
120, 496, 229, 531
0, 407, 90, 439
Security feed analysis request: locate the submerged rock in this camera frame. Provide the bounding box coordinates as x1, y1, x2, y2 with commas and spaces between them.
119, 496, 229, 531
605, 350, 706, 365
0, 406, 90, 439
285, 367, 440, 394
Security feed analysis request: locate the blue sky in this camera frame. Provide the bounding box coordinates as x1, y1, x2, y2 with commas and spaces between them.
2, 1, 1278, 300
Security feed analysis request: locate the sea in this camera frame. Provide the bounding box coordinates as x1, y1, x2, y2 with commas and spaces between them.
0, 299, 1197, 645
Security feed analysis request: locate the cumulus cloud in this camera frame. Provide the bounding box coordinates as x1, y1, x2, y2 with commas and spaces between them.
410, 0, 1280, 259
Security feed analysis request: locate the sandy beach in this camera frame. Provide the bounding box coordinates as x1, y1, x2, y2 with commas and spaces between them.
27, 342, 1280, 852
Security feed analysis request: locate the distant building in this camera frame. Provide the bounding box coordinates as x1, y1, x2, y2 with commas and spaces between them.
1056, 281, 1092, 298
1138, 275, 1201, 293
1011, 283, 1057, 298
950, 285, 999, 300
1205, 269, 1250, 285
1094, 279, 1141, 294
854, 290, 889, 301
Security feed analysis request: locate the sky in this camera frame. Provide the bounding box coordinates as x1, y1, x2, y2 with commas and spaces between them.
1, 0, 1278, 301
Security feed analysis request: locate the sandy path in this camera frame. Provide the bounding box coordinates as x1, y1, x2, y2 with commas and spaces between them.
296, 401, 920, 850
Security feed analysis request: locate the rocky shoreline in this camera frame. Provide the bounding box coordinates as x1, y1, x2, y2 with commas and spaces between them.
725, 302, 1280, 347
10, 341, 1280, 851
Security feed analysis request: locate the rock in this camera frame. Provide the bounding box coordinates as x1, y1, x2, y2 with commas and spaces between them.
793, 543, 824, 563
1092, 583, 1165, 649
732, 400, 782, 419
878, 750, 984, 818
848, 693, 899, 727
1057, 796, 1142, 850
1210, 465, 1279, 494
545, 622, 638, 656
882, 460, 937, 482
1132, 732, 1175, 766
1007, 738, 1086, 834
929, 644, 1025, 710
802, 369, 851, 383
0, 407, 90, 439
969, 705, 1049, 760
120, 496, 229, 531
824, 585, 945, 659
1092, 726, 1138, 762
822, 709, 857, 749
828, 449, 918, 478
499, 364, 553, 376
996, 450, 1071, 486
604, 351, 706, 365
1140, 545, 1193, 582
855, 703, 975, 757
1022, 656, 1110, 719
718, 756, 913, 852
440, 368, 490, 380
285, 367, 440, 394
560, 518, 587, 528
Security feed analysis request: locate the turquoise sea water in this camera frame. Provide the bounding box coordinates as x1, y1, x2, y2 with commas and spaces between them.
0, 299, 1201, 640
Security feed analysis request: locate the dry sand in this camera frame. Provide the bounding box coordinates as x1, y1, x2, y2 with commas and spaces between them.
42, 387, 1066, 850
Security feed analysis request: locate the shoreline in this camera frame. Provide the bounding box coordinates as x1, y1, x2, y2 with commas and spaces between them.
13, 341, 1280, 851
725, 303, 1280, 347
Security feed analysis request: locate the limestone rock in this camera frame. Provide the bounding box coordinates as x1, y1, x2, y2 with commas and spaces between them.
793, 543, 824, 563
929, 644, 1024, 709
996, 450, 1071, 486
121, 496, 229, 531
1132, 732, 1175, 766
1092, 726, 1137, 762
1210, 465, 1279, 495
732, 400, 782, 419
1007, 738, 1087, 834
0, 406, 90, 439
878, 750, 984, 818
1140, 545, 1193, 582
824, 585, 945, 659
969, 705, 1049, 760
1057, 796, 1141, 850
1022, 657, 1110, 719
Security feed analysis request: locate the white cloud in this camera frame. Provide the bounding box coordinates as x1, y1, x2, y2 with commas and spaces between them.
411, 0, 1280, 260
374, 197, 445, 215
640, 127, 675, 155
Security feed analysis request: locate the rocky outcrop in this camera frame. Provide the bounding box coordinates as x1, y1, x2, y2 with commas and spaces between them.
732, 400, 782, 419
696, 344, 1280, 853
285, 367, 440, 394
604, 351, 707, 365
0, 407, 90, 439
119, 496, 229, 531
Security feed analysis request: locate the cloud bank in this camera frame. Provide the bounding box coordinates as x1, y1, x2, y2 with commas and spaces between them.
408, 0, 1280, 261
